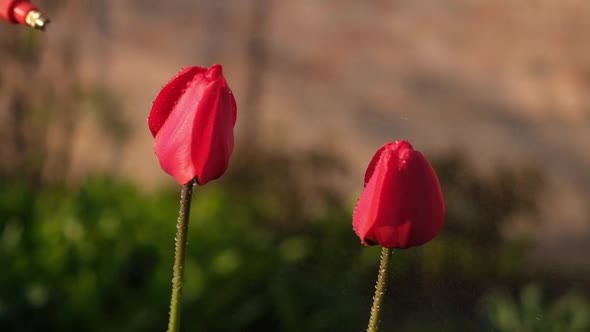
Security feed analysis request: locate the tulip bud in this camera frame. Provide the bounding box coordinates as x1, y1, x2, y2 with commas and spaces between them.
353, 140, 445, 248
148, 64, 237, 185
0, 0, 49, 30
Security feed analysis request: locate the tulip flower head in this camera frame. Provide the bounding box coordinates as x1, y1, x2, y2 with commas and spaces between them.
148, 64, 237, 185
353, 140, 445, 249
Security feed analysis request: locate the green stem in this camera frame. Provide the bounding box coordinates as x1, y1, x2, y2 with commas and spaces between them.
366, 247, 392, 332
167, 180, 196, 332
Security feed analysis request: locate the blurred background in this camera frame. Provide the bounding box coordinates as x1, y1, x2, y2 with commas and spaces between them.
1, 0, 590, 331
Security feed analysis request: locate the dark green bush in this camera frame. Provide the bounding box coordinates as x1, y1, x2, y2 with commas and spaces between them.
1, 151, 582, 332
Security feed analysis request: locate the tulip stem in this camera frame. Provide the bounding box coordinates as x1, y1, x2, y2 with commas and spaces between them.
167, 180, 196, 332
366, 247, 392, 332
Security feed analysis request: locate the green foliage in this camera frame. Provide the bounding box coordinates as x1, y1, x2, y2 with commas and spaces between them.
0, 177, 370, 332
432, 152, 543, 245
0, 150, 580, 331
482, 285, 590, 332
0, 27, 41, 59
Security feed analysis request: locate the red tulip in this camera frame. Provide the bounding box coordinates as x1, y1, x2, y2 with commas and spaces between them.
148, 64, 237, 185
353, 140, 445, 249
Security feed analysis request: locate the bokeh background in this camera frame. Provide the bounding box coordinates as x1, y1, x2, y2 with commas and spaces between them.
1, 1, 590, 331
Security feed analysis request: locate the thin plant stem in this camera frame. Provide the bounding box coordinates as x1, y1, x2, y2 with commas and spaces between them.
167, 180, 196, 332
366, 247, 392, 332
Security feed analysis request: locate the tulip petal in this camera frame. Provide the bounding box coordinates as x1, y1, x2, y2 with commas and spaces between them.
153, 80, 208, 184
207, 64, 237, 126
190, 79, 235, 185
148, 66, 208, 137
353, 148, 390, 245
363, 144, 387, 186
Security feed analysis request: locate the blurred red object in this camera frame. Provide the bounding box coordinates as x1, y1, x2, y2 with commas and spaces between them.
353, 140, 445, 248
148, 64, 237, 185
0, 0, 48, 30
